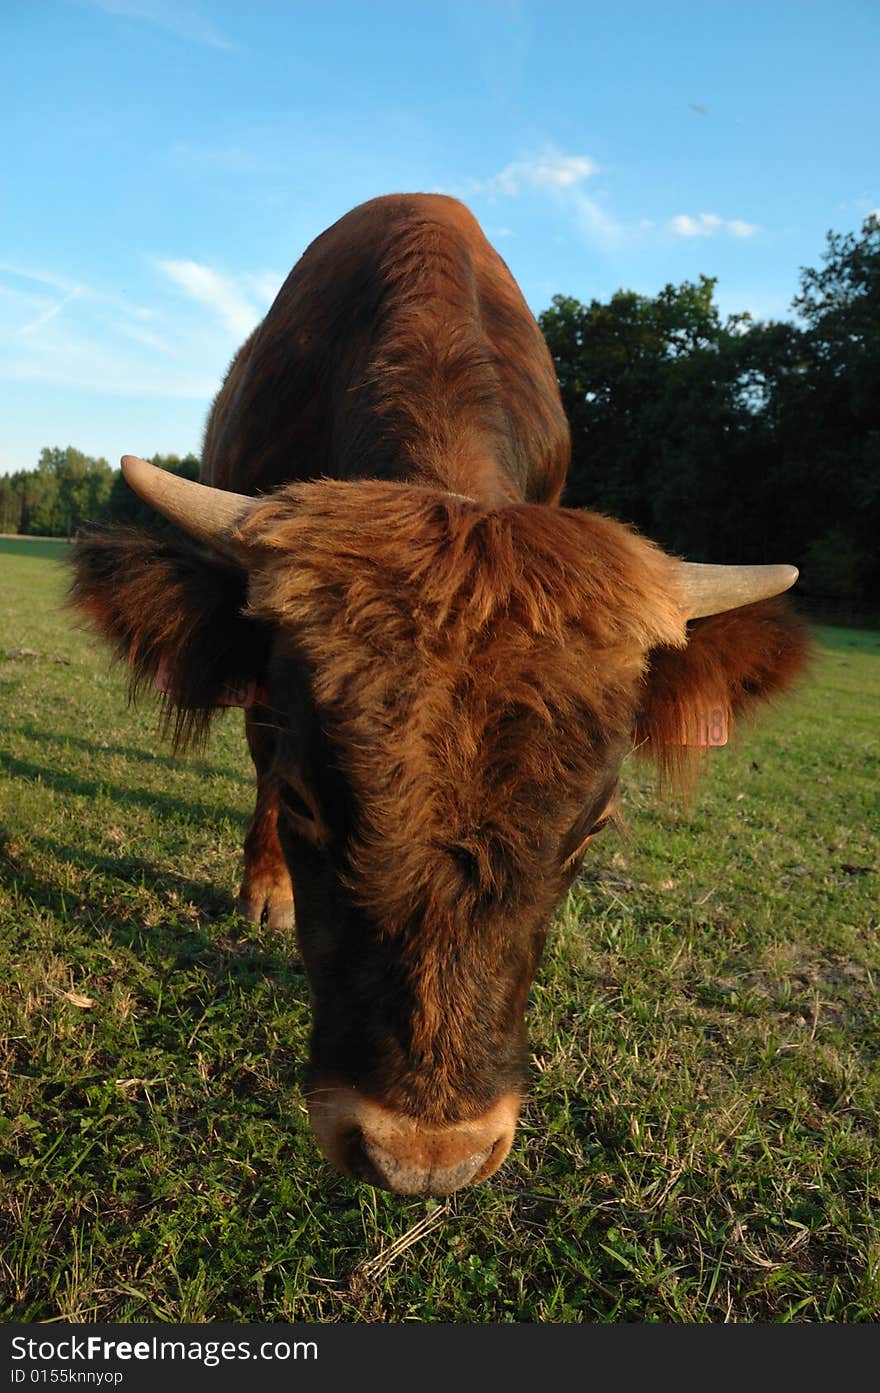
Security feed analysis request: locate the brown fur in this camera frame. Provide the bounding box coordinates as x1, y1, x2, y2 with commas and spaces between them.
234, 482, 686, 1101
636, 597, 813, 788
68, 526, 269, 750
69, 194, 811, 1157
200, 194, 570, 505
241, 482, 684, 927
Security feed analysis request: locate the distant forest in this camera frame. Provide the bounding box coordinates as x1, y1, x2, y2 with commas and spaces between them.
3, 216, 877, 619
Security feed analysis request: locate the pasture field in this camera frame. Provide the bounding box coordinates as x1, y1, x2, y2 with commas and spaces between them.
1, 535, 878, 1323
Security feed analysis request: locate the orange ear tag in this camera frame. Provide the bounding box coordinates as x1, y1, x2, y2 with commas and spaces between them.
155, 654, 266, 708
681, 707, 729, 746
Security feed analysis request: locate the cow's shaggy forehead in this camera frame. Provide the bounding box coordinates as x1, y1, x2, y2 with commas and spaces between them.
240, 479, 686, 936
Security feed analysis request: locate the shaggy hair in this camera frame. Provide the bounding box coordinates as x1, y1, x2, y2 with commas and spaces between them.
69, 525, 270, 750
68, 192, 812, 1127
234, 482, 679, 1079
70, 480, 810, 1111
636, 597, 812, 789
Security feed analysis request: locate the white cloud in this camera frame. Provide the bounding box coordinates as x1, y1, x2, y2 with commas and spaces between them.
668, 212, 759, 239
0, 316, 217, 400
88, 0, 235, 50
156, 259, 262, 338
472, 150, 599, 197
669, 214, 719, 237
117, 322, 178, 356
0, 254, 279, 422
571, 192, 626, 248
18, 288, 83, 337
0, 260, 81, 296
727, 218, 760, 239
465, 149, 625, 248
243, 271, 284, 305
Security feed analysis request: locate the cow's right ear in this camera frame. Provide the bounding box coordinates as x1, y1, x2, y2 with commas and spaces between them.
69, 526, 271, 749
634, 596, 812, 788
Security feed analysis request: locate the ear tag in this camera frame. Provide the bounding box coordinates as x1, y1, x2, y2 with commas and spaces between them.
679, 706, 729, 746
216, 679, 262, 708
154, 654, 266, 708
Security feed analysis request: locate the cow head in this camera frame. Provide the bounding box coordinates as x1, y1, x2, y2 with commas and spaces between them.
71, 458, 808, 1193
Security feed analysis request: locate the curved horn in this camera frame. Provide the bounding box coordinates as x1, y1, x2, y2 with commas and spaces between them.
674, 561, 799, 620
121, 455, 255, 556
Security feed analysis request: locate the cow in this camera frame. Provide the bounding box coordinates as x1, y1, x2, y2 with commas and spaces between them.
70, 193, 809, 1196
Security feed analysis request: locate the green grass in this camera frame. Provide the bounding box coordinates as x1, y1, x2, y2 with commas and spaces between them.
1, 536, 878, 1323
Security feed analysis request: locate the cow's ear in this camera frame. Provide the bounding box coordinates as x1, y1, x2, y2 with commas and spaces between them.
634, 597, 812, 787
69, 526, 271, 749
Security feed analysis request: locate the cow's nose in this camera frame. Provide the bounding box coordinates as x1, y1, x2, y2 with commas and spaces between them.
306, 1083, 521, 1195
357, 1132, 496, 1196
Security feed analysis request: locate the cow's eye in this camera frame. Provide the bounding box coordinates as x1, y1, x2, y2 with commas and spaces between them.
279, 781, 314, 821
277, 780, 327, 846
561, 811, 614, 871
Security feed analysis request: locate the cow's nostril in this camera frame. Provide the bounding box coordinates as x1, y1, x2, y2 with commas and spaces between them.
346, 1129, 387, 1188
306, 1084, 522, 1191
361, 1136, 496, 1196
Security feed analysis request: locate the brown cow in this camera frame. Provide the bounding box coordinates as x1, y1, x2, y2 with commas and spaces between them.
70, 194, 809, 1195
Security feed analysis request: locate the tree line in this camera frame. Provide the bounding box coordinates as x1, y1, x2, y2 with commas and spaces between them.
3, 216, 877, 617
540, 214, 879, 619
0, 449, 199, 538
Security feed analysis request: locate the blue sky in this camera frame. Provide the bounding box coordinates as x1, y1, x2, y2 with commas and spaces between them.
1, 0, 877, 474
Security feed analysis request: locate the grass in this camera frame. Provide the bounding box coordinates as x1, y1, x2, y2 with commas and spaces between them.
1, 535, 878, 1323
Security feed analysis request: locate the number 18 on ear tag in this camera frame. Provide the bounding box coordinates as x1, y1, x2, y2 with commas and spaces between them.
686, 706, 729, 746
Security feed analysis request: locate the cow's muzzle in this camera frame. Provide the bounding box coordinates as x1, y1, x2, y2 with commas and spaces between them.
306, 1083, 521, 1195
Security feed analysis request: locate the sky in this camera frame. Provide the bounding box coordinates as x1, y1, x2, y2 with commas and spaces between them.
1, 0, 877, 475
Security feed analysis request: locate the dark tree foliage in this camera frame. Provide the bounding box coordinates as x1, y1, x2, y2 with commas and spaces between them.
102, 453, 200, 532
540, 214, 880, 615
1, 447, 114, 537
0, 452, 200, 538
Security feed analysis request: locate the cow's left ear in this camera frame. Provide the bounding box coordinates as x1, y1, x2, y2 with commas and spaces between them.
634, 597, 813, 783
69, 525, 271, 750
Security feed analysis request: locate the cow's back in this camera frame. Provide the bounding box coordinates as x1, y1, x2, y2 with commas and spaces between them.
201, 194, 570, 506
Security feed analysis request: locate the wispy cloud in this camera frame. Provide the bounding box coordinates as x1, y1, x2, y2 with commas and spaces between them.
0, 260, 81, 296
471, 150, 599, 197
18, 288, 83, 337
88, 0, 236, 51
0, 260, 158, 324
0, 314, 218, 400
668, 212, 760, 239
0, 253, 278, 408
571, 192, 625, 249
467, 148, 763, 253
243, 271, 284, 305
465, 148, 625, 247
117, 322, 178, 356
155, 259, 262, 337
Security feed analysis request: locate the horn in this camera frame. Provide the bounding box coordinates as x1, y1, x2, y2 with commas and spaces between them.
673, 561, 799, 620
121, 455, 255, 556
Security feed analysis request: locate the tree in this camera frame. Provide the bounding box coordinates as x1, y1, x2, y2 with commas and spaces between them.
538, 215, 880, 613
790, 215, 880, 605
539, 277, 753, 561
102, 453, 199, 529
33, 446, 113, 535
